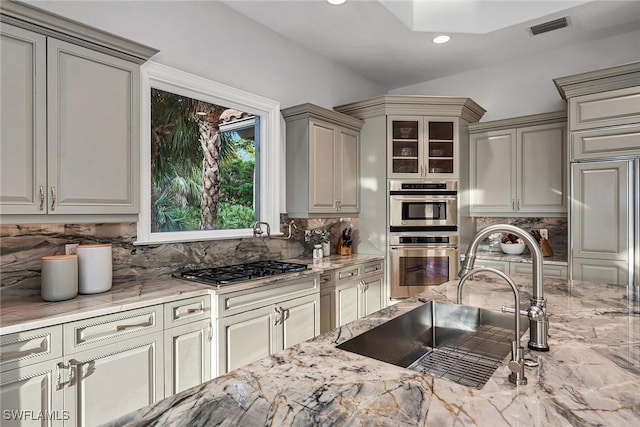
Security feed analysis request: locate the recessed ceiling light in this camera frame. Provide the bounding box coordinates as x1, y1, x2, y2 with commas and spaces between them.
327, 0, 346, 5
432, 35, 451, 44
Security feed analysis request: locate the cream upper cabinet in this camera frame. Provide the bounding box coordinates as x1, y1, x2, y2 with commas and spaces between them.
283, 103, 363, 218
47, 39, 140, 215
0, 24, 47, 215
0, 2, 157, 222
388, 116, 459, 179
469, 112, 567, 216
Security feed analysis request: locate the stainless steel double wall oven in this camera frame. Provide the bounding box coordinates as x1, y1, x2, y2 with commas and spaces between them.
389, 180, 459, 299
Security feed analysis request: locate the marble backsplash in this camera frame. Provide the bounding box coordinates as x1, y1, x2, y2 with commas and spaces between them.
0, 216, 353, 300
474, 217, 568, 258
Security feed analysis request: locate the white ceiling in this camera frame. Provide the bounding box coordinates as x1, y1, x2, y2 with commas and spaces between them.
222, 0, 640, 90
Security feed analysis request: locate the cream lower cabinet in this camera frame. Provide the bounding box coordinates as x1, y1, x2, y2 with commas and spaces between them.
0, 295, 213, 426
323, 260, 385, 330
1, 360, 64, 426
63, 332, 164, 427
469, 113, 567, 216
0, 326, 64, 427
217, 293, 319, 375
216, 277, 320, 376
163, 295, 212, 396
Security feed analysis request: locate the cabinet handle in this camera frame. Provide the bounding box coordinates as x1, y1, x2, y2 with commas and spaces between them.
68, 359, 79, 386
512, 199, 515, 210
517, 199, 520, 210
50, 187, 56, 211
186, 307, 201, 314
283, 308, 290, 322
39, 186, 45, 211
56, 362, 63, 390
115, 320, 153, 331
274, 306, 283, 325
207, 322, 213, 342
322, 276, 331, 283
420, 165, 423, 178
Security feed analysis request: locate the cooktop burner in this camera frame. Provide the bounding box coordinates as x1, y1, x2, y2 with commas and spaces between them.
177, 260, 308, 287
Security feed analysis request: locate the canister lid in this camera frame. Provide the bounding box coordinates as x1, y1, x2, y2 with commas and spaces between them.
42, 254, 77, 260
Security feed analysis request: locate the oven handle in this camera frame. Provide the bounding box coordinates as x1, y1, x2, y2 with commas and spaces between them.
389, 190, 457, 196
390, 245, 458, 250
389, 195, 457, 202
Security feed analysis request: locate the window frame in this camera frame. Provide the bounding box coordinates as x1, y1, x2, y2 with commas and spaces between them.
136, 62, 281, 244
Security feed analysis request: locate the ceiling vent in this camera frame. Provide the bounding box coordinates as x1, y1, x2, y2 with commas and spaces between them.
529, 17, 569, 36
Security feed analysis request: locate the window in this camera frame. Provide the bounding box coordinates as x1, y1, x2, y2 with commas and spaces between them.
136, 62, 281, 244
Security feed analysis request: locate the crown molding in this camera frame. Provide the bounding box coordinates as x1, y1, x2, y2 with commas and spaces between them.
281, 103, 363, 130
333, 95, 486, 123
553, 61, 640, 100
468, 110, 567, 133
0, 0, 158, 64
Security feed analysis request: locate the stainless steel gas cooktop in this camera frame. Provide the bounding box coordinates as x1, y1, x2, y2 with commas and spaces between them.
177, 260, 308, 287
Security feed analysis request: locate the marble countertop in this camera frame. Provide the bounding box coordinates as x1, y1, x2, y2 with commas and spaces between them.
0, 254, 383, 335
105, 275, 639, 427
463, 251, 568, 266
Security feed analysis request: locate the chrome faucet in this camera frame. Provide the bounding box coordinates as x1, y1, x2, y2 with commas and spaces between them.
459, 224, 549, 352
458, 266, 527, 386
252, 221, 271, 238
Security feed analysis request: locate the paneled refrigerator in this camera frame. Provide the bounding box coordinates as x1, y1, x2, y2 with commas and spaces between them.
570, 157, 639, 297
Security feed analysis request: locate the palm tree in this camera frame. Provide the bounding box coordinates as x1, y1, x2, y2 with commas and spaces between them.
150, 89, 245, 231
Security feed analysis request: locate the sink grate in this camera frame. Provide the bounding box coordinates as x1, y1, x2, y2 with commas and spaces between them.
408, 324, 514, 389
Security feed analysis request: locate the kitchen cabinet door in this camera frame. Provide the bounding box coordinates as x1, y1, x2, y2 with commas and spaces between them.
0, 360, 64, 427
337, 127, 360, 213
279, 293, 319, 350
469, 119, 566, 216
360, 275, 383, 318
517, 123, 566, 213
63, 332, 164, 427
164, 319, 212, 397
469, 129, 517, 214
336, 281, 360, 327
0, 24, 47, 215
309, 119, 339, 212
47, 38, 139, 215
217, 305, 276, 375
571, 161, 630, 261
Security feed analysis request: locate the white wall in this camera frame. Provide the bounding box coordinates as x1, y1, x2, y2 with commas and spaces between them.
26, 0, 384, 109
390, 29, 640, 121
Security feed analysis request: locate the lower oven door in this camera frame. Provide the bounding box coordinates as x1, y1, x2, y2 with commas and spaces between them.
390, 246, 458, 299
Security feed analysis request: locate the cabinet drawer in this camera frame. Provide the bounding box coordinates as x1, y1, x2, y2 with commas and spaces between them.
570, 86, 640, 130
63, 305, 163, 354
572, 125, 640, 160
509, 262, 567, 279
217, 276, 318, 318
362, 260, 383, 277
1, 325, 62, 373
319, 272, 334, 288
164, 294, 211, 328
336, 265, 361, 282
474, 259, 509, 274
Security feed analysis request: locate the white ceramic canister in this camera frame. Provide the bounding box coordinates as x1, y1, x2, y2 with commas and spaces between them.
77, 244, 113, 294
41, 254, 78, 301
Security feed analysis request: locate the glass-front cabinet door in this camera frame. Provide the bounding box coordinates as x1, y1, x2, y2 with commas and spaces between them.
388, 116, 458, 179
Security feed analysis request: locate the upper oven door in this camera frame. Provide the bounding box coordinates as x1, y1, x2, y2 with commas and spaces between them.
389, 194, 457, 228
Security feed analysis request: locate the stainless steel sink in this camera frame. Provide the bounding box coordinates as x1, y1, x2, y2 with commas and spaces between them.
337, 300, 529, 389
